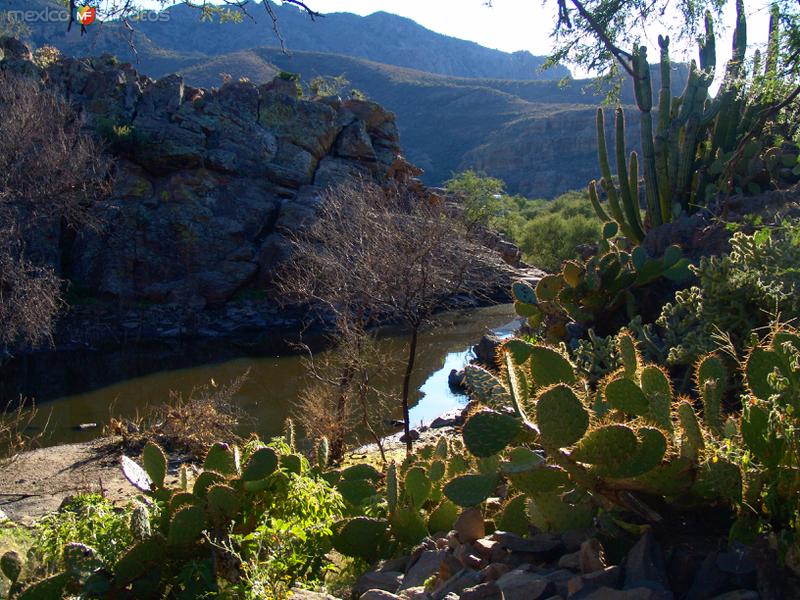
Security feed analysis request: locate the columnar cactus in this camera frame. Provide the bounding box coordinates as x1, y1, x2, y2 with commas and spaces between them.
591, 0, 795, 240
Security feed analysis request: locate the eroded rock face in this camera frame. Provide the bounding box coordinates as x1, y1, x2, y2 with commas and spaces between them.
5, 45, 420, 310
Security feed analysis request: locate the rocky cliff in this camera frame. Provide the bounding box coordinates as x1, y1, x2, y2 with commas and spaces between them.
3, 38, 423, 309
1, 38, 523, 363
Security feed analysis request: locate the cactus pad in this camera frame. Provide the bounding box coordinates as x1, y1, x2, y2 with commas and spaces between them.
193, 471, 225, 497
563, 261, 583, 288
337, 479, 377, 506
113, 536, 164, 584
207, 484, 241, 522
677, 402, 705, 460
604, 376, 649, 416
1, 551, 22, 582
617, 332, 640, 378
281, 453, 304, 474
500, 446, 545, 473
536, 275, 563, 301
740, 403, 781, 467
404, 467, 432, 509
242, 447, 278, 483
745, 347, 783, 400
508, 465, 570, 494
620, 458, 693, 497
341, 463, 381, 481
640, 365, 673, 431
536, 384, 589, 448
429, 459, 446, 482
496, 494, 530, 536
503, 339, 534, 364
692, 458, 742, 504
529, 347, 577, 388
142, 442, 168, 488
697, 354, 727, 432
444, 473, 498, 507
121, 455, 153, 492
332, 517, 389, 560
428, 499, 459, 534
527, 491, 593, 533
464, 365, 512, 406
317, 437, 330, 468
17, 572, 68, 600
572, 424, 638, 466
463, 410, 521, 457
167, 505, 207, 547
170, 492, 202, 516
203, 442, 238, 476
606, 427, 667, 478
386, 462, 398, 514
390, 505, 429, 546
512, 281, 538, 305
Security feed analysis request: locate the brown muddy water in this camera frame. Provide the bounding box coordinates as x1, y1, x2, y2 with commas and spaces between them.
28, 305, 518, 447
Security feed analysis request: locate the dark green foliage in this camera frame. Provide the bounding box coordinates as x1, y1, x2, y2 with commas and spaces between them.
512, 238, 689, 338
454, 337, 744, 534
10, 437, 344, 599
657, 227, 800, 365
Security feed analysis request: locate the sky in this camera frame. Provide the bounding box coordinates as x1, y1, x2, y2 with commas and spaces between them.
140, 0, 776, 81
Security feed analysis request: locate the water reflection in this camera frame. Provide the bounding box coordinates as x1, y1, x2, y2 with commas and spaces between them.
32, 305, 517, 447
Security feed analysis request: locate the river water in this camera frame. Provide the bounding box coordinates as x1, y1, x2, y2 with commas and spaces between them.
30, 304, 518, 447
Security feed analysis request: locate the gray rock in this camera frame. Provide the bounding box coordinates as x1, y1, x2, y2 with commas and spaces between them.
624, 532, 669, 591
568, 566, 622, 597
460, 581, 502, 600
472, 334, 503, 368
558, 551, 581, 571
401, 551, 446, 590
570, 587, 672, 600
289, 589, 341, 600
430, 569, 482, 600
398, 587, 430, 600
454, 508, 485, 545
580, 539, 607, 574
356, 571, 404, 596
492, 531, 565, 561
709, 592, 760, 600
495, 568, 556, 600
360, 592, 402, 600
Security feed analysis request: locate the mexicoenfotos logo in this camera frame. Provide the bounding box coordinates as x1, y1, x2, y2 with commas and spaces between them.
77, 5, 97, 26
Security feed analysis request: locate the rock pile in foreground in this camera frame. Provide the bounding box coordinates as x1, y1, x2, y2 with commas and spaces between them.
294, 516, 771, 600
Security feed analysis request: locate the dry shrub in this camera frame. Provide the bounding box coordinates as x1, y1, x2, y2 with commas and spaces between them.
0, 398, 47, 464
0, 69, 110, 351
108, 371, 249, 458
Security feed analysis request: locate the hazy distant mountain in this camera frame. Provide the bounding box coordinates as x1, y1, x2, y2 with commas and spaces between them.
14, 0, 569, 81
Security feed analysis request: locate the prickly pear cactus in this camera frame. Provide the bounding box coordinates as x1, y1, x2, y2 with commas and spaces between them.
450, 337, 745, 534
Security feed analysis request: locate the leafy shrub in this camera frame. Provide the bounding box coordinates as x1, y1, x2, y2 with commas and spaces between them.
32, 495, 136, 570
518, 212, 600, 272
445, 172, 601, 272
657, 226, 800, 365
5, 433, 349, 599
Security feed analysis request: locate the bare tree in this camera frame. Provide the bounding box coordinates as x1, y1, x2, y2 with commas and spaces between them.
279, 178, 504, 457
0, 69, 111, 353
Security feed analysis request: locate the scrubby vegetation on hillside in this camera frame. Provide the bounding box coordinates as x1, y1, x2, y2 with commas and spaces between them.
446, 171, 601, 272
